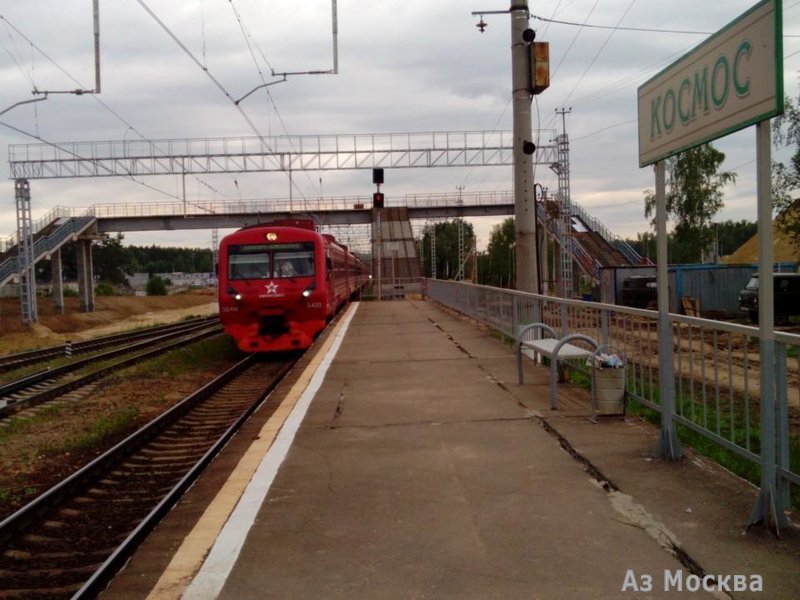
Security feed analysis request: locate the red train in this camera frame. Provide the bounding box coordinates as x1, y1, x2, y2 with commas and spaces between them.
218, 220, 369, 352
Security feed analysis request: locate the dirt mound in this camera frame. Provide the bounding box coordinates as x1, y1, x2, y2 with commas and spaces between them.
0, 290, 219, 354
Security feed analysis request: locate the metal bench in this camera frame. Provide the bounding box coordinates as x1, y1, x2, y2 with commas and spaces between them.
515, 323, 599, 411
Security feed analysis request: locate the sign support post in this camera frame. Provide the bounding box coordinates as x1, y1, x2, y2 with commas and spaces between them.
749, 120, 788, 531
637, 0, 786, 531
654, 160, 682, 460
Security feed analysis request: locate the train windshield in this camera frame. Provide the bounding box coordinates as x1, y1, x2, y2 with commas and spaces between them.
228, 245, 270, 280
227, 242, 315, 280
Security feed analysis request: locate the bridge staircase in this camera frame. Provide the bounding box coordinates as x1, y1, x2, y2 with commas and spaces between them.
0, 213, 97, 287
372, 207, 422, 297
536, 200, 650, 284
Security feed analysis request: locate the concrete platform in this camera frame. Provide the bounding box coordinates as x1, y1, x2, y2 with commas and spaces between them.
105, 300, 800, 599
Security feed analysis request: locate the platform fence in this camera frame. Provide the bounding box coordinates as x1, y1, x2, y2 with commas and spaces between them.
424, 278, 800, 518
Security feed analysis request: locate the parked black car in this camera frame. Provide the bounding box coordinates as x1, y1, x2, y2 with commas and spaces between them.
738, 273, 800, 325
620, 275, 658, 309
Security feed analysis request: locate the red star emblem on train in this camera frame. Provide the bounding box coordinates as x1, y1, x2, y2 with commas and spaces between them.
265, 281, 279, 295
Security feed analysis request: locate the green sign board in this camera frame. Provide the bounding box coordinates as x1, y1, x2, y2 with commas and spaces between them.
638, 0, 783, 167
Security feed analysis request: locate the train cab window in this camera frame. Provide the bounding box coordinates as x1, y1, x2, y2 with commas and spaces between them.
228, 245, 270, 280
275, 250, 314, 278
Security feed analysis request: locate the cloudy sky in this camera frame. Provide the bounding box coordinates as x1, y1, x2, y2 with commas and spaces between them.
1, 0, 799, 251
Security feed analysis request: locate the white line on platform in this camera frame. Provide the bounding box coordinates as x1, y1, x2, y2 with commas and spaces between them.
145, 303, 358, 600
183, 303, 358, 599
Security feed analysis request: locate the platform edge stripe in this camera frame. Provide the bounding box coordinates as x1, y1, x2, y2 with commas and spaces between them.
144, 303, 359, 600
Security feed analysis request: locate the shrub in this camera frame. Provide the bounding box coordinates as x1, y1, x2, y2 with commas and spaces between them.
95, 282, 115, 296
146, 276, 168, 296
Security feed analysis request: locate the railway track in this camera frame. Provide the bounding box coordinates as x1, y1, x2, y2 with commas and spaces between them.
0, 320, 223, 419
0, 317, 219, 374
0, 354, 297, 599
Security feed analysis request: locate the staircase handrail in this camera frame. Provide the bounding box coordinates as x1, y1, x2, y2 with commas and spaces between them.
570, 236, 602, 281
570, 201, 646, 266
1, 205, 92, 252
614, 238, 653, 265
0, 215, 97, 286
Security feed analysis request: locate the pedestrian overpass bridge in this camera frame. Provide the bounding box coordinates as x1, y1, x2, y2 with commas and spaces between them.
0, 190, 648, 322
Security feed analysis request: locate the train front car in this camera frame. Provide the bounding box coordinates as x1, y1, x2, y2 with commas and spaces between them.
218, 221, 330, 352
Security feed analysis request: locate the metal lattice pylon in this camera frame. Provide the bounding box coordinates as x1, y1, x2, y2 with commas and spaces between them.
430, 221, 437, 279
15, 179, 37, 324
211, 228, 219, 269
554, 108, 573, 298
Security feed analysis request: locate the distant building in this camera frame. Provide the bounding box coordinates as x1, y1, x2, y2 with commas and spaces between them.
125, 272, 217, 292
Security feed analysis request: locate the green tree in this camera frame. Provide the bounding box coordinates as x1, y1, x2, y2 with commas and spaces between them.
644, 143, 736, 263
771, 96, 800, 249
626, 220, 756, 264
715, 219, 758, 257
421, 220, 475, 279
94, 233, 136, 285
484, 217, 516, 288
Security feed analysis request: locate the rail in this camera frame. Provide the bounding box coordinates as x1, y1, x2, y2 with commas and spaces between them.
424, 278, 800, 526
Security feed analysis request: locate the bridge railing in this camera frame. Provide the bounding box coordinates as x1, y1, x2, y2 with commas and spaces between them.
571, 200, 648, 265
0, 215, 97, 286
1, 192, 518, 236
424, 278, 800, 523
0, 206, 78, 253
569, 238, 602, 281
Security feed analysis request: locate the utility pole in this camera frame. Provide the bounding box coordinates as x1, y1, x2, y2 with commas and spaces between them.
510, 0, 539, 294
471, 1, 540, 293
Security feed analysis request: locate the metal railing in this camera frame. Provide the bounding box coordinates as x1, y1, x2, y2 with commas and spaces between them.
570, 237, 603, 281
571, 200, 648, 266
9, 130, 561, 178
0, 206, 80, 253
424, 279, 800, 523
0, 216, 97, 286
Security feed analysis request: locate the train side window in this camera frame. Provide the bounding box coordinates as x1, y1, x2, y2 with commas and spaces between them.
326, 257, 333, 280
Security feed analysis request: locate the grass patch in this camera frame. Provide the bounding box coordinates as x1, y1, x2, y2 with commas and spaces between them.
0, 485, 39, 506
0, 404, 68, 443
53, 405, 140, 454
115, 334, 239, 380
567, 366, 800, 511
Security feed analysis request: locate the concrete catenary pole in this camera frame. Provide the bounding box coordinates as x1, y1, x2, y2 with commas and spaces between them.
510, 1, 538, 294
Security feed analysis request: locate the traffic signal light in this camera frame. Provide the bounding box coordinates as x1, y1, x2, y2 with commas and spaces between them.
373, 192, 384, 208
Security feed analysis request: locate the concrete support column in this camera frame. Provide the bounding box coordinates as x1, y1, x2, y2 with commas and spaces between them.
51, 248, 64, 315
76, 238, 95, 313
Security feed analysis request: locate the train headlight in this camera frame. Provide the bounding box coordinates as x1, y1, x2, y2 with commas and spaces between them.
234, 293, 243, 301
302, 281, 316, 298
